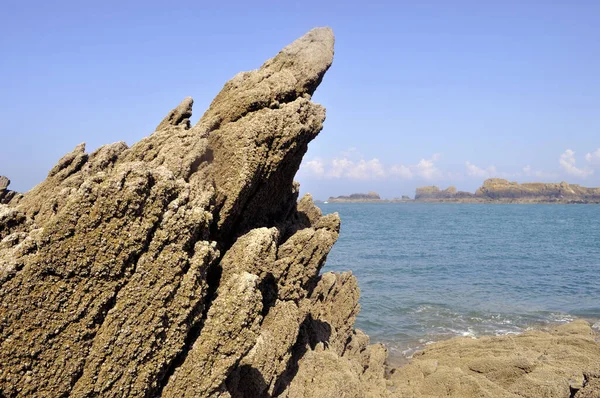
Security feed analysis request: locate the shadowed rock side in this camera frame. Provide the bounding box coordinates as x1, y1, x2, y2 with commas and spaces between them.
0, 176, 20, 205
1, 28, 599, 398
415, 179, 600, 203
0, 28, 389, 398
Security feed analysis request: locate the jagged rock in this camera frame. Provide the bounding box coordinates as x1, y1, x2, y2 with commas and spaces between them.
0, 176, 20, 205
0, 176, 9, 191
3, 26, 596, 398
161, 272, 263, 397
156, 97, 194, 130
389, 320, 600, 398
0, 27, 390, 398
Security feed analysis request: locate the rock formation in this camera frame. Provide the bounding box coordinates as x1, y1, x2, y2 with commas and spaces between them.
0, 176, 20, 205
415, 178, 600, 203
390, 320, 600, 398
1, 28, 599, 398
0, 27, 390, 398
328, 192, 382, 203
415, 186, 460, 200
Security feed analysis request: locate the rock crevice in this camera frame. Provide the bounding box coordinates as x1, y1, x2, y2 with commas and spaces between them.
0, 27, 390, 398
2, 27, 598, 398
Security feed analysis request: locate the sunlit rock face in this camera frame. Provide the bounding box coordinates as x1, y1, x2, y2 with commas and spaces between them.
0, 28, 390, 398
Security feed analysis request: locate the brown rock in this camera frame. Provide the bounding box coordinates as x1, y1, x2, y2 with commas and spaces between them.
0, 176, 9, 191
156, 97, 194, 130
161, 272, 263, 398
0, 176, 20, 205
389, 320, 600, 398
0, 27, 392, 398
2, 25, 595, 398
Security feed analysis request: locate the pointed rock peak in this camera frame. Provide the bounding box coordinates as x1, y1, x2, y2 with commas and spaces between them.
156, 97, 194, 131
194, 27, 335, 134
48, 142, 87, 178
264, 27, 335, 94
0, 176, 9, 190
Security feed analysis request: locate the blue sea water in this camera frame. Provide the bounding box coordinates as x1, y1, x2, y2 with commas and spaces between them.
317, 203, 600, 360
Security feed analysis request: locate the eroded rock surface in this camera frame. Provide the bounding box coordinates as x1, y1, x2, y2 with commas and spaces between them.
0, 176, 20, 205
0, 28, 390, 398
389, 320, 600, 398
2, 27, 599, 398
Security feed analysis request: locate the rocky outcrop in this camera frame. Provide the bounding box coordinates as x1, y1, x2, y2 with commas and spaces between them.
416, 179, 600, 203
0, 176, 20, 205
390, 320, 600, 398
2, 27, 599, 398
0, 28, 390, 398
414, 186, 460, 200
475, 178, 600, 202
328, 192, 382, 203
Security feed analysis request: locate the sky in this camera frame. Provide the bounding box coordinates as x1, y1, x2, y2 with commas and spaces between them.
1, 1, 599, 200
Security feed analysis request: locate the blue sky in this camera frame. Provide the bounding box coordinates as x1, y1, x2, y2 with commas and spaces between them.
1, 1, 599, 199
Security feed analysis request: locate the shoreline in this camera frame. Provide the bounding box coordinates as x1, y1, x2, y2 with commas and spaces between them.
386, 318, 600, 396
382, 316, 600, 368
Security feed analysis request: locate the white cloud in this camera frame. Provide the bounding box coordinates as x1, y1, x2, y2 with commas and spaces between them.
342, 158, 386, 180
415, 157, 441, 180
586, 148, 600, 166
465, 161, 487, 177
465, 161, 498, 178
559, 149, 593, 178
389, 164, 413, 179
303, 159, 325, 177
389, 154, 442, 180
303, 157, 386, 180
522, 165, 558, 179
329, 158, 353, 178
301, 152, 443, 181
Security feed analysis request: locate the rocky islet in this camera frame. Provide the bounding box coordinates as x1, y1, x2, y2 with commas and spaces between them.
415, 178, 600, 203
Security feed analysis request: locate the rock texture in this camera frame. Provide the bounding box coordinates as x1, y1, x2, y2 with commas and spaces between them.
390, 320, 600, 398
0, 28, 390, 398
415, 178, 600, 203
1, 28, 599, 398
0, 176, 20, 205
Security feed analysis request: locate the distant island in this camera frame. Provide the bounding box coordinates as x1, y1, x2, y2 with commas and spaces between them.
415, 178, 600, 203
327, 192, 383, 203
320, 179, 600, 204
324, 192, 411, 203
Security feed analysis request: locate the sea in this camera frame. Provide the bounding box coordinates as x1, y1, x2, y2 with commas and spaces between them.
317, 203, 600, 363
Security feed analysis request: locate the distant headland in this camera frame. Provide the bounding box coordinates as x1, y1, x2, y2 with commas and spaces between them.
319, 178, 600, 204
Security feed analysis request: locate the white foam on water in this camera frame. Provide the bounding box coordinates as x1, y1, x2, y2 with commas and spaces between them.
494, 330, 521, 336
461, 328, 476, 338
548, 312, 575, 323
